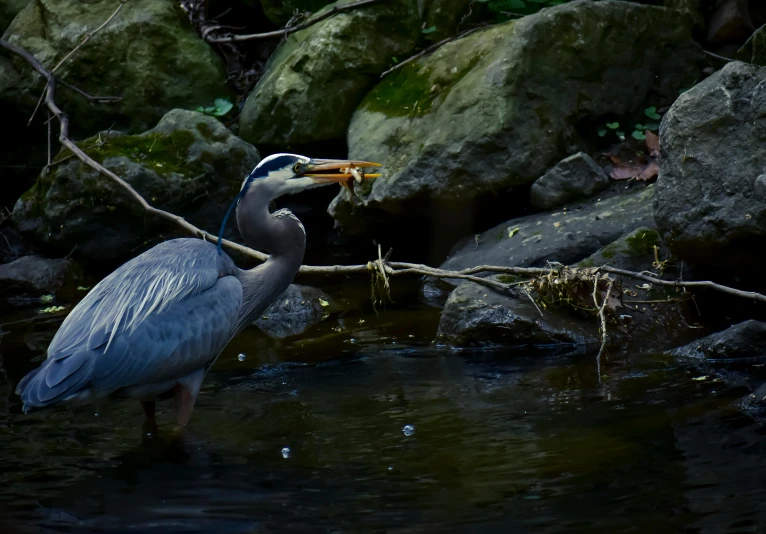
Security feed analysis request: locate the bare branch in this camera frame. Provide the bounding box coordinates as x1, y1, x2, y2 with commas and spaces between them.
206, 0, 380, 43
593, 276, 614, 382
3, 38, 766, 320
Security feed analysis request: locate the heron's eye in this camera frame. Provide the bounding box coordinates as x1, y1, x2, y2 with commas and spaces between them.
293, 162, 302, 174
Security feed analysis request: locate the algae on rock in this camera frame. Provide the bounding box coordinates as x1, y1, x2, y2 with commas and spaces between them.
330, 0, 702, 235
1, 0, 231, 136
239, 0, 420, 146
13, 110, 260, 262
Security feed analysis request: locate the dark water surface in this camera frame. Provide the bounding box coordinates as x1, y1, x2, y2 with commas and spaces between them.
2, 284, 766, 533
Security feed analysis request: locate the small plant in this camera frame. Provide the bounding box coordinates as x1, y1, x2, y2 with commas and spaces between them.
597, 107, 663, 142
194, 98, 234, 117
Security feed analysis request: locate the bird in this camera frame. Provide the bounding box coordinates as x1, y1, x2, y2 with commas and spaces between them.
15, 153, 380, 427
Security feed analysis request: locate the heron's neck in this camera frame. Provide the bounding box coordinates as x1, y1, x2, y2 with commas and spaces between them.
234, 185, 306, 329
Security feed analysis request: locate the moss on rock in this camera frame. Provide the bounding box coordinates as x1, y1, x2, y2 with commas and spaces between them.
13, 110, 259, 262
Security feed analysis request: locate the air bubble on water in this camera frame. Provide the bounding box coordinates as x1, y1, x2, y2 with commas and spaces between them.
388, 465, 393, 471
281, 447, 291, 459
402, 424, 415, 437
237, 353, 246, 362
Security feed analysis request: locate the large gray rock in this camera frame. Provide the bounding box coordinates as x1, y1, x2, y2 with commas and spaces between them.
422, 185, 655, 306
0, 0, 27, 33
670, 320, 766, 362
329, 0, 701, 234
1, 0, 231, 135
530, 152, 609, 210
0, 255, 79, 297
654, 61, 766, 274
239, 0, 420, 146
13, 109, 259, 262
255, 284, 333, 339
436, 280, 599, 348
436, 224, 692, 350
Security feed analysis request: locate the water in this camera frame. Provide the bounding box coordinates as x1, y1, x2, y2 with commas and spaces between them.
2, 284, 766, 533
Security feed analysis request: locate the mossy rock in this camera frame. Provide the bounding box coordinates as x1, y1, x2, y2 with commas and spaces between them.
330, 0, 702, 235
1, 0, 231, 136
239, 0, 420, 146
13, 109, 260, 262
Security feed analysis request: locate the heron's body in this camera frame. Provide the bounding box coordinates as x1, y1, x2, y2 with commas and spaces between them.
15, 153, 379, 426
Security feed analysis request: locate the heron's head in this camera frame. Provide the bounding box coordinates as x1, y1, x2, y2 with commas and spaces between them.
240, 153, 381, 200
217, 153, 380, 252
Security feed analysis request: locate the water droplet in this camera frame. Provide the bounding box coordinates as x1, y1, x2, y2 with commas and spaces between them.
238, 353, 246, 362
387, 465, 393, 471
281, 447, 291, 459
402, 424, 415, 437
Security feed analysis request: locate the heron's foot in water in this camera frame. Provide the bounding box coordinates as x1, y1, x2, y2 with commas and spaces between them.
140, 400, 159, 439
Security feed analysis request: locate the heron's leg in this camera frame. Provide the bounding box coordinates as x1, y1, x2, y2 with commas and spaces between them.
140, 400, 156, 422
173, 385, 197, 426
173, 369, 205, 426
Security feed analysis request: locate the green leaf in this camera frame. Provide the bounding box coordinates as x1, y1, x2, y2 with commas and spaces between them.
644, 106, 661, 120
606, 122, 620, 129
634, 123, 645, 130
631, 130, 646, 140
40, 294, 53, 303
597, 128, 608, 137
76, 286, 91, 291
212, 98, 234, 117
644, 122, 660, 131
422, 25, 437, 34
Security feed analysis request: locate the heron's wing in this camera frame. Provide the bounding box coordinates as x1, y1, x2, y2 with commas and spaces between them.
89, 275, 242, 391
48, 238, 236, 358
18, 239, 242, 407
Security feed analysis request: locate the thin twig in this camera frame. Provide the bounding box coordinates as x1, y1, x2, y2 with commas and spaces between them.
51, 0, 129, 74
206, 0, 380, 43
703, 50, 734, 62
593, 276, 614, 383
381, 26, 488, 78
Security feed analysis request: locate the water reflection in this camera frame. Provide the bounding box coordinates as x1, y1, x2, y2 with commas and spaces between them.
1, 292, 766, 532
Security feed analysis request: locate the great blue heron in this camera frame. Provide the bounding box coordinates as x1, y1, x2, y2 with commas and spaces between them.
15, 153, 380, 427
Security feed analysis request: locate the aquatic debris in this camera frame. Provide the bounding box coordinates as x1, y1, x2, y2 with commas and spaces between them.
40, 294, 53, 303
237, 353, 246, 362
318, 297, 329, 307
281, 447, 291, 459
38, 306, 66, 314
402, 424, 415, 437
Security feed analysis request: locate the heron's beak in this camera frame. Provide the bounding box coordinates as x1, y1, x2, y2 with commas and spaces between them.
303, 159, 382, 185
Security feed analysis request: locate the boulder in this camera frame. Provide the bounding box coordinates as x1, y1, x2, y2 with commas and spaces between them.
654, 61, 766, 275
436, 279, 599, 348
260, 0, 335, 26
1, 0, 230, 135
329, 0, 702, 235
670, 320, 766, 362
422, 185, 655, 306
436, 225, 693, 351
530, 152, 609, 210
255, 284, 333, 338
13, 109, 260, 262
0, 255, 79, 299
0, 0, 27, 33
239, 0, 420, 147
